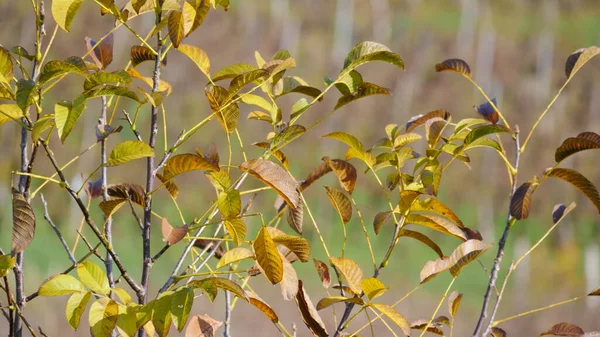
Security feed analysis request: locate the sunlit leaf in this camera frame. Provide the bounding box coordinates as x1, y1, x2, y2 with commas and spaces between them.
343, 41, 404, 72
420, 239, 491, 283
0, 47, 13, 84
185, 314, 222, 337
216, 247, 254, 269
52, 0, 84, 31
89, 299, 119, 337
361, 278, 386, 301
313, 258, 331, 288
212, 64, 256, 82
224, 217, 247, 247
406, 109, 450, 132
206, 85, 239, 133
107, 140, 154, 166
0, 254, 16, 277
272, 235, 310, 262
112, 288, 131, 305
54, 95, 87, 143
270, 125, 306, 152
334, 82, 390, 110
247, 292, 279, 323
66, 291, 92, 330
162, 153, 219, 184
39, 274, 86, 296
546, 168, 600, 213
168, 11, 185, 48
228, 69, 268, 95
464, 125, 509, 145
425, 117, 448, 147
178, 44, 210, 78
280, 256, 299, 300
398, 229, 444, 258
84, 85, 140, 102
322, 157, 357, 195
540, 322, 584, 336
183, 0, 210, 36
448, 291, 463, 318
11, 188, 36, 255
192, 277, 248, 300
411, 197, 464, 227
274, 76, 322, 100
83, 71, 131, 91
410, 316, 449, 335
324, 186, 352, 224
565, 46, 600, 79
372, 303, 411, 336
99, 199, 126, 218
240, 159, 300, 209
435, 58, 471, 77
77, 261, 110, 295
329, 256, 363, 294
152, 292, 173, 337
296, 280, 329, 337
510, 181, 536, 220
406, 213, 467, 241
38, 58, 89, 86
316, 296, 363, 311
253, 227, 283, 284
171, 287, 194, 332
130, 46, 158, 67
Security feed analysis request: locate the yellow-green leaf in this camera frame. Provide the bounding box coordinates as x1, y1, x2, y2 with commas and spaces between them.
52, 0, 84, 31
16, 79, 36, 112
0, 47, 13, 84
39, 59, 89, 85
205, 85, 239, 133
343, 41, 404, 71
228, 69, 268, 96
171, 287, 194, 331
372, 303, 411, 336
99, 199, 127, 218
316, 296, 364, 311
66, 291, 92, 330
334, 82, 390, 110
361, 278, 386, 301
192, 277, 248, 300
224, 217, 247, 247
178, 44, 210, 78
253, 227, 283, 284
216, 247, 254, 269
183, 0, 209, 36
107, 140, 154, 166
112, 288, 131, 305
77, 261, 110, 295
161, 153, 219, 183
329, 257, 363, 294
152, 292, 173, 337
212, 63, 256, 82
0, 104, 24, 126
89, 299, 119, 337
54, 95, 87, 143
272, 235, 310, 262
39, 274, 86, 296
83, 71, 131, 91
0, 254, 16, 277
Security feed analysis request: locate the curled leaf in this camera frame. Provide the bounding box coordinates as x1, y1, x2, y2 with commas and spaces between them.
435, 58, 471, 77
546, 168, 600, 214
509, 182, 536, 220
343, 41, 404, 71
555, 132, 600, 163
295, 280, 329, 337
324, 186, 352, 224
12, 188, 36, 255
565, 46, 600, 79
420, 240, 491, 283
406, 109, 450, 132
540, 322, 584, 336
447, 291, 463, 317
473, 98, 499, 125
313, 258, 331, 288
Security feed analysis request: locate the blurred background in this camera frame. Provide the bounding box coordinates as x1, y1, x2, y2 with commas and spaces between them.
1, 0, 600, 336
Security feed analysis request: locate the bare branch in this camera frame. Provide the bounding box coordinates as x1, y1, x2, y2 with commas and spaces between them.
40, 194, 77, 265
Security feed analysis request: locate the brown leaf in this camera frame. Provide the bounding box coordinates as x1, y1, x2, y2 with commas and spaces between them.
406, 109, 451, 132
295, 280, 329, 337
588, 287, 600, 296
490, 327, 507, 337
246, 292, 279, 323
398, 229, 444, 258
425, 117, 448, 146
253, 142, 289, 169
546, 168, 600, 214
509, 182, 535, 220
162, 153, 220, 183
12, 188, 36, 255
405, 213, 467, 241
193, 239, 225, 259
555, 136, 600, 163
373, 211, 394, 235
300, 161, 333, 191
286, 202, 304, 235
577, 131, 600, 146
324, 186, 352, 224
322, 157, 357, 195
420, 240, 491, 283
85, 178, 103, 199
157, 173, 179, 198
564, 46, 600, 79
540, 322, 584, 336
84, 34, 113, 70
435, 59, 471, 77
168, 11, 185, 48
107, 183, 145, 207
411, 197, 464, 227
161, 218, 188, 245
447, 291, 463, 317
130, 45, 165, 67
241, 159, 300, 209
280, 254, 299, 300
313, 258, 331, 288
410, 316, 448, 335
185, 314, 222, 337
205, 85, 240, 133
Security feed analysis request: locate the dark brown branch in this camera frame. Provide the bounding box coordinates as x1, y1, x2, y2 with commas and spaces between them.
472, 126, 520, 337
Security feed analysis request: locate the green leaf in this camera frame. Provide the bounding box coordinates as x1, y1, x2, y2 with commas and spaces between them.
12, 188, 36, 255
372, 303, 411, 336
435, 58, 472, 77
39, 59, 88, 85
343, 41, 404, 72
546, 168, 600, 213
212, 63, 256, 82
216, 247, 254, 269
177, 44, 210, 78
228, 69, 268, 96
52, 0, 84, 31
0, 104, 24, 126
54, 95, 87, 143
39, 274, 86, 296
77, 261, 110, 295
217, 189, 242, 218
16, 79, 36, 112
112, 288, 131, 305
152, 292, 173, 337
274, 76, 322, 100
290, 98, 310, 120
192, 277, 248, 301
84, 85, 140, 102
271, 125, 306, 152
460, 136, 502, 153
0, 47, 14, 84
205, 85, 239, 133
66, 291, 92, 330
107, 140, 154, 166
83, 71, 132, 91
464, 125, 509, 145
171, 287, 194, 331
253, 227, 283, 284
224, 217, 247, 247
239, 93, 273, 111
565, 46, 600, 79
329, 257, 363, 294
334, 82, 390, 110
335, 70, 363, 95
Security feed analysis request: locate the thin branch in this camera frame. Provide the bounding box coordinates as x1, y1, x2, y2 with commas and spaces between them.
223, 273, 232, 337
40, 142, 143, 296
152, 130, 185, 176
472, 126, 520, 337
40, 194, 77, 265
127, 199, 144, 231
99, 96, 115, 289
122, 109, 143, 141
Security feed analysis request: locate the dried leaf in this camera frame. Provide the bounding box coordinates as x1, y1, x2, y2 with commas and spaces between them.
398, 229, 444, 258
546, 168, 600, 214
161, 218, 188, 245
435, 58, 471, 77
490, 327, 506, 337
84, 35, 113, 69
247, 292, 279, 323
107, 183, 145, 207
541, 322, 585, 336
313, 258, 331, 288
555, 133, 600, 163
280, 256, 299, 300
295, 280, 329, 337
205, 85, 239, 133
185, 314, 222, 337
12, 188, 36, 255
241, 159, 300, 209
420, 240, 491, 283
406, 109, 450, 132
509, 182, 536, 220
372, 303, 411, 336
447, 291, 463, 317
565, 46, 600, 79
168, 11, 185, 48
322, 157, 357, 195
473, 98, 499, 125
324, 186, 352, 224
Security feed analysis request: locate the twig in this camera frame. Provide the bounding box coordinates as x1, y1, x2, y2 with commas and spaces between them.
76, 230, 104, 262
128, 199, 144, 231
139, 6, 164, 311
223, 273, 232, 337
25, 243, 101, 302
3, 276, 14, 337
472, 126, 520, 337
151, 244, 170, 263
40, 142, 143, 296
40, 194, 77, 265
100, 96, 115, 289
152, 130, 185, 176
122, 109, 143, 141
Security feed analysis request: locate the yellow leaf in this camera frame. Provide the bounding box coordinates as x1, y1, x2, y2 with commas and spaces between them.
253, 227, 283, 284
329, 257, 363, 294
